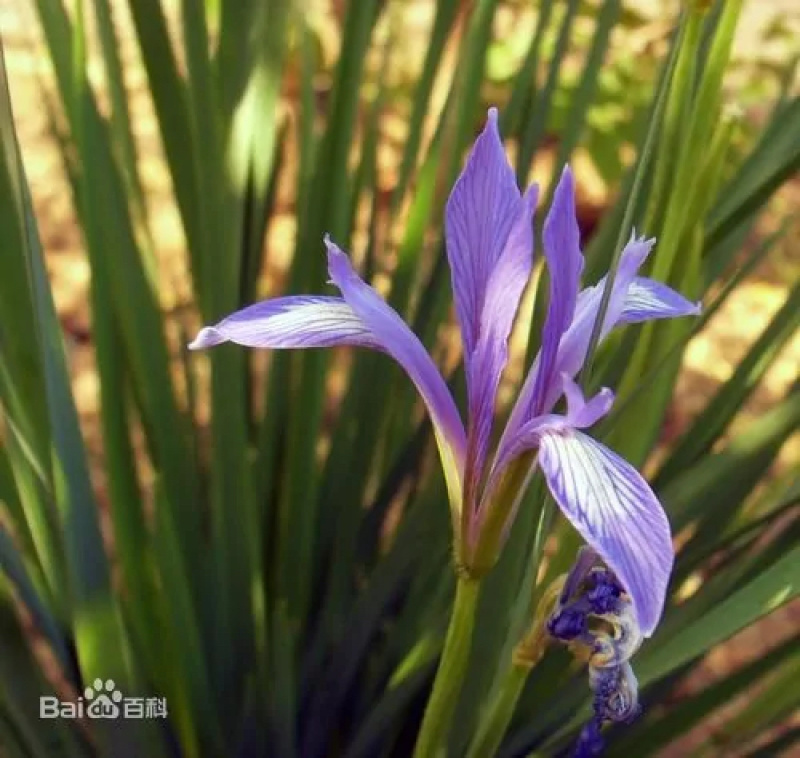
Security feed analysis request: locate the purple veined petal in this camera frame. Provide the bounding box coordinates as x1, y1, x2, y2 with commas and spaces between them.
527, 166, 584, 414
497, 167, 584, 460
536, 429, 673, 636
561, 374, 614, 429
523, 233, 700, 416
620, 277, 702, 324
489, 382, 612, 482
545, 242, 700, 413
476, 381, 612, 566
325, 237, 467, 498
553, 235, 656, 387
445, 107, 522, 359
188, 296, 383, 350
466, 184, 538, 488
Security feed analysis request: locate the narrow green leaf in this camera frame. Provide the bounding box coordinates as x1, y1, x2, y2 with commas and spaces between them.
708, 95, 800, 250
502, 0, 555, 137
1, 33, 135, 737
34, 0, 204, 618
640, 545, 799, 686
657, 279, 800, 484
545, 0, 622, 204
345, 666, 435, 758
152, 481, 222, 755
742, 725, 800, 758
215, 0, 257, 123
0, 527, 73, 680
277, 0, 381, 631
268, 604, 298, 758
610, 633, 800, 756
302, 477, 450, 754
0, 591, 89, 758
663, 384, 800, 535
708, 653, 800, 752
516, 0, 581, 184
390, 0, 460, 214
90, 0, 151, 255
126, 0, 200, 277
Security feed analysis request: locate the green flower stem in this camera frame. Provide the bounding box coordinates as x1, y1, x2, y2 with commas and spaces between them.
467, 664, 529, 758
413, 575, 481, 758
467, 576, 566, 757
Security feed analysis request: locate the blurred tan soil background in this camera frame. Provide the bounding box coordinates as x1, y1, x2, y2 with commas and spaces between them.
1, 1, 799, 755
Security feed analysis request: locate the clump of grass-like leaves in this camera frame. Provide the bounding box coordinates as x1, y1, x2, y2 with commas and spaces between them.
0, 1, 797, 756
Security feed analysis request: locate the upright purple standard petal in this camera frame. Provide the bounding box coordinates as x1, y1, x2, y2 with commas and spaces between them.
325, 238, 467, 497
445, 109, 537, 488
536, 431, 672, 636
466, 185, 538, 484
497, 167, 583, 459
445, 108, 522, 358
531, 167, 585, 411
188, 296, 382, 350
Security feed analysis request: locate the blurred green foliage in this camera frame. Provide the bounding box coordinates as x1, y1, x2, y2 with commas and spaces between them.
0, 1, 797, 756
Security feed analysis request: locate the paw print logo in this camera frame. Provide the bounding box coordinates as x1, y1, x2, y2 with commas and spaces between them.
85, 679, 122, 719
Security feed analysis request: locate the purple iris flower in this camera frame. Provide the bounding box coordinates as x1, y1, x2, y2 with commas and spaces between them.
189, 108, 699, 637
550, 548, 644, 757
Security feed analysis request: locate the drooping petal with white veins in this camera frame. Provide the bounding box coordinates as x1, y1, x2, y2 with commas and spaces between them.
537, 430, 673, 636
325, 237, 467, 498
188, 296, 382, 350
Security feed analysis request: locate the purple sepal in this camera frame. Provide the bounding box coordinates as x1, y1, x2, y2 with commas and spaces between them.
586, 572, 623, 615
547, 606, 588, 641
573, 719, 605, 758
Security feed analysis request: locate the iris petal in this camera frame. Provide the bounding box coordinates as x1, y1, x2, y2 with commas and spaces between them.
549, 236, 655, 392
445, 109, 539, 488
325, 238, 467, 496
188, 296, 381, 350
513, 234, 699, 418
536, 430, 673, 636
191, 239, 468, 510
526, 166, 584, 416
562, 375, 614, 429
620, 277, 702, 324
466, 185, 538, 482
489, 382, 612, 481
497, 167, 583, 461
444, 107, 522, 358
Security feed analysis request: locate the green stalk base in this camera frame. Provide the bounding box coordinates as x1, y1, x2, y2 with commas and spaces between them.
413, 576, 481, 758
